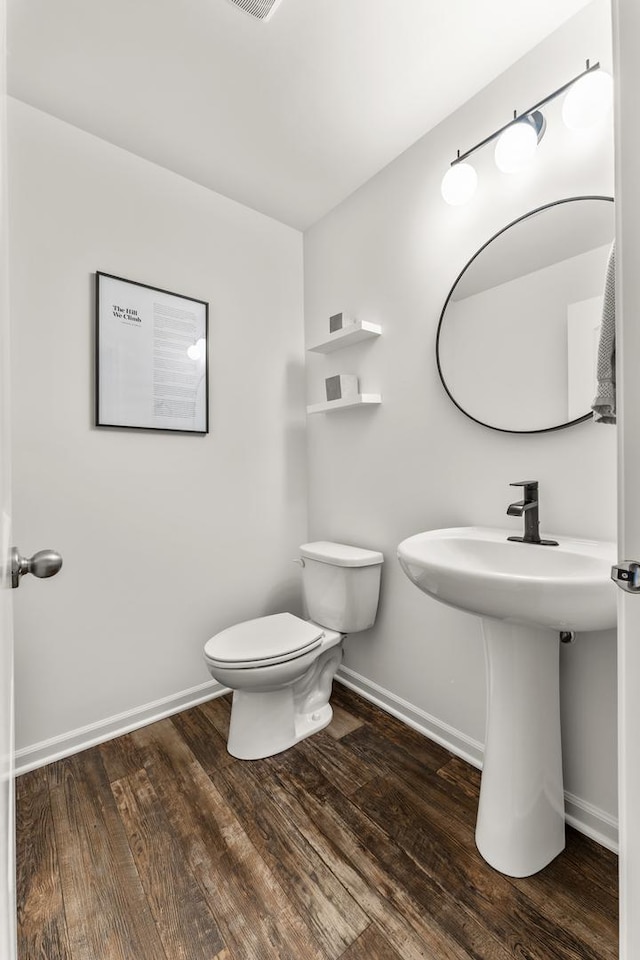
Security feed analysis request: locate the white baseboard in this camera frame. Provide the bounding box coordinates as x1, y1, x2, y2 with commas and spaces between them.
564, 792, 619, 853
336, 665, 485, 768
336, 665, 619, 854
14, 679, 230, 776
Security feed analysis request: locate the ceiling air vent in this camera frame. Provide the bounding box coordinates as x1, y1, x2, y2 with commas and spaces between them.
226, 0, 284, 20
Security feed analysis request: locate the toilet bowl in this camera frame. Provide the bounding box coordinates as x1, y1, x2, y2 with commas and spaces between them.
204, 612, 344, 759
204, 541, 383, 760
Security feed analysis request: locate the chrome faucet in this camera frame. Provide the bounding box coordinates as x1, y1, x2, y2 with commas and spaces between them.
507, 481, 558, 546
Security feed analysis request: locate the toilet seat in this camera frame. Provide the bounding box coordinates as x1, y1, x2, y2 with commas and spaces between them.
204, 612, 324, 670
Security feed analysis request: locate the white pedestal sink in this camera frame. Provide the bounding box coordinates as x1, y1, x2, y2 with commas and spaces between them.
397, 526, 617, 877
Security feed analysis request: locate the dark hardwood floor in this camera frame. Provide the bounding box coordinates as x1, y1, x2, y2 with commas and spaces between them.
16, 683, 619, 959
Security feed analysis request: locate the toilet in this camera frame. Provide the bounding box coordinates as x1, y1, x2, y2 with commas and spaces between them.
203, 541, 383, 760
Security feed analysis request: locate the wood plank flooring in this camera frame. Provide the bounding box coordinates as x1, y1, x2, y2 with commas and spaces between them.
16, 683, 619, 960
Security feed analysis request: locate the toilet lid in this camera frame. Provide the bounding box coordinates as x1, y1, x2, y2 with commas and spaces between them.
204, 612, 324, 669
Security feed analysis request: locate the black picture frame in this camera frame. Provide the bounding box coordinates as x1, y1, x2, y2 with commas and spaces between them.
96, 272, 209, 434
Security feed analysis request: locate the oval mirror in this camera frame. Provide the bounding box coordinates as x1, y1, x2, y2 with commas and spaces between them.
436, 196, 614, 433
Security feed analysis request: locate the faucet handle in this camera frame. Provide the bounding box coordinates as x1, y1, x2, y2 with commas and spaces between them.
509, 480, 538, 488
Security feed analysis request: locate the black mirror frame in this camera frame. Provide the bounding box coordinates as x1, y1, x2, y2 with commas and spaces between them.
435, 195, 615, 435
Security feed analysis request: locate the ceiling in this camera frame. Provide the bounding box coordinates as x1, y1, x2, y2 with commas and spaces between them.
7, 0, 594, 230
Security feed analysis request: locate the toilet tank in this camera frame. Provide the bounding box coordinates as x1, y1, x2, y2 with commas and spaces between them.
299, 541, 383, 633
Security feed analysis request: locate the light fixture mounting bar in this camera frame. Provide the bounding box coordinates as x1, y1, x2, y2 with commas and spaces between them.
451, 60, 601, 166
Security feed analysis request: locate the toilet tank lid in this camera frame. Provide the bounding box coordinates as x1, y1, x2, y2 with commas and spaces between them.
300, 541, 384, 567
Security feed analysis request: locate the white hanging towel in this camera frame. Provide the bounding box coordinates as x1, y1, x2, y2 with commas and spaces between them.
592, 241, 616, 424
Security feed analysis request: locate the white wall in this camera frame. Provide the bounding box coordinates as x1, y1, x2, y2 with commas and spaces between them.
305, 0, 618, 836
8, 99, 306, 755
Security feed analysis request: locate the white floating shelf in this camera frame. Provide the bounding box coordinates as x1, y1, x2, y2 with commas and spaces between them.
306, 394, 382, 415
308, 320, 382, 354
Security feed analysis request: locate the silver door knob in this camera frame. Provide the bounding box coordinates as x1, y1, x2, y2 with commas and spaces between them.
11, 547, 63, 589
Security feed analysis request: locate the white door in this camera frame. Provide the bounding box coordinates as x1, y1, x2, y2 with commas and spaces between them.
613, 1, 640, 956
0, 1, 15, 956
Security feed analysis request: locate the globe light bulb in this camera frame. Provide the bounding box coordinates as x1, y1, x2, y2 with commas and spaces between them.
187, 338, 206, 361
441, 162, 478, 205
494, 119, 539, 173
562, 70, 613, 130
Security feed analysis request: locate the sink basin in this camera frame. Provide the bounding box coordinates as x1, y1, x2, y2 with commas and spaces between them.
397, 526, 617, 632
397, 525, 618, 878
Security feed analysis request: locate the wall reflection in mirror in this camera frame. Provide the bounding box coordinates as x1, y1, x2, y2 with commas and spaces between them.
436, 196, 614, 433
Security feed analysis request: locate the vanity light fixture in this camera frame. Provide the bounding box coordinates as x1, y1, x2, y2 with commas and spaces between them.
440, 159, 478, 205
441, 60, 612, 205
494, 111, 546, 173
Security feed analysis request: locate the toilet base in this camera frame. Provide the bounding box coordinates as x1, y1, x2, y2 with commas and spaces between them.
228, 690, 333, 760
226, 640, 343, 760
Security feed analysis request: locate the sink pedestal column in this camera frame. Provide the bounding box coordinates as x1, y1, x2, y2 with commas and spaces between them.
476, 618, 565, 877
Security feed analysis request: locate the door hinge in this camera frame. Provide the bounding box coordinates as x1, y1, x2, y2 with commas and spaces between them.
611, 561, 640, 593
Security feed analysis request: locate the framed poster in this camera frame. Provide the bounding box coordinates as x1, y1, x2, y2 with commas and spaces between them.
96, 272, 209, 434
